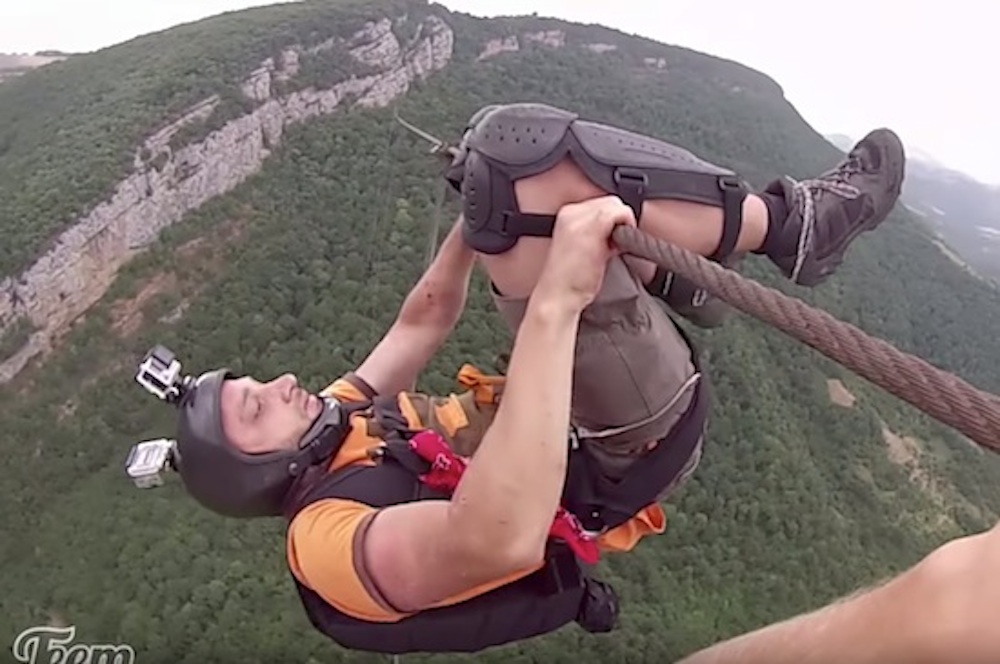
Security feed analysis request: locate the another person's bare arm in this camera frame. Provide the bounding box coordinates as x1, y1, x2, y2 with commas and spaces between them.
679, 521, 1000, 664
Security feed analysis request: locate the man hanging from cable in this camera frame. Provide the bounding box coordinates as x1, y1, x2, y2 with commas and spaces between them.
127, 102, 904, 654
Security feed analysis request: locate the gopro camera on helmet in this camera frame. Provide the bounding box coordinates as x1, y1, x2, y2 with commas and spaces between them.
125, 438, 177, 488
136, 344, 188, 403
127, 345, 191, 490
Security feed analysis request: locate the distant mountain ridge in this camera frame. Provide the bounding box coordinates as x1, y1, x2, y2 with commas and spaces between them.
0, 52, 70, 84
826, 133, 1000, 283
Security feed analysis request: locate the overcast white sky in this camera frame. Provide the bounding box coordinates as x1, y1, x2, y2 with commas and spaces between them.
3, 1, 997, 185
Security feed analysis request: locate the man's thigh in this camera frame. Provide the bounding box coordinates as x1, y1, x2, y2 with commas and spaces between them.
491, 253, 698, 445
476, 156, 642, 300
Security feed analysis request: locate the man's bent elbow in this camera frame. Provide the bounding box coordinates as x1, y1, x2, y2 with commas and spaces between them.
459, 539, 546, 584
448, 512, 547, 579
502, 538, 548, 573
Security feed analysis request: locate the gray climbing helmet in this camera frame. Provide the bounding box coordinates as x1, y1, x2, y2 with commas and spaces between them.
128, 345, 350, 518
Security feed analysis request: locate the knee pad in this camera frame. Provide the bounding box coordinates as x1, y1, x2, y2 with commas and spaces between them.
445, 102, 748, 261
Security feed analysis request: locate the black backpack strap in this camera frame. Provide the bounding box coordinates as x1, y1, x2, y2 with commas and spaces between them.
372, 394, 413, 436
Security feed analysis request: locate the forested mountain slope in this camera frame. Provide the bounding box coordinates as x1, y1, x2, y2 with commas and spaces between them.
2, 1, 999, 662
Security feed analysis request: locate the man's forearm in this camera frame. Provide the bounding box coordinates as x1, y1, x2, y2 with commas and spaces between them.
678, 567, 938, 664
352, 217, 476, 396
450, 284, 581, 562
397, 216, 475, 328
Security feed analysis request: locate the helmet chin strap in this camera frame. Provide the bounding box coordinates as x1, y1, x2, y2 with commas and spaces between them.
287, 396, 350, 477
296, 396, 334, 447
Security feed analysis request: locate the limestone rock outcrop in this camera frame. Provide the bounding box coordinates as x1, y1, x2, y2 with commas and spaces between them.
0, 15, 454, 383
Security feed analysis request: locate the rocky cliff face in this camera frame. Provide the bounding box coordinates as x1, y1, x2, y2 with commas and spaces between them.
0, 15, 454, 383
477, 29, 570, 60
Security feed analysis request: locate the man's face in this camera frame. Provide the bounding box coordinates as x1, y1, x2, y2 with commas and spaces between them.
219, 373, 324, 454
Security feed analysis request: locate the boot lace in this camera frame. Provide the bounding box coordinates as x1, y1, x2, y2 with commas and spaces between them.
787, 158, 863, 282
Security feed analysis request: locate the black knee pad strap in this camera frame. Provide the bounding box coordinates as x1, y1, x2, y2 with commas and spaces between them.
446, 103, 748, 261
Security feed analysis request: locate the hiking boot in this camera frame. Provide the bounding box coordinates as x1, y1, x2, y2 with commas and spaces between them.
759, 129, 906, 286
646, 252, 745, 328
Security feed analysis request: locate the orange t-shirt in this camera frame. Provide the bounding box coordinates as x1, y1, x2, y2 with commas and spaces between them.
286, 373, 667, 623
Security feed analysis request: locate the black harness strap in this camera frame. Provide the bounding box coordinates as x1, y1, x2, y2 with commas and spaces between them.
711, 175, 746, 262
497, 167, 743, 259
645, 174, 745, 300
372, 394, 413, 435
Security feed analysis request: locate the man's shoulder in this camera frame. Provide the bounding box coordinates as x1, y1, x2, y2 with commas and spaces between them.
320, 371, 379, 403
286, 497, 413, 622
287, 497, 376, 545
286, 498, 373, 579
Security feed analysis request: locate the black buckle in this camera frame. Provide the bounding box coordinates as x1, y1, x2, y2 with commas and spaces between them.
718, 174, 743, 191
537, 544, 584, 595
613, 167, 649, 188
613, 168, 648, 222
499, 210, 515, 237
